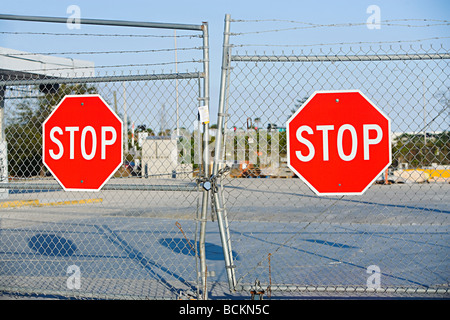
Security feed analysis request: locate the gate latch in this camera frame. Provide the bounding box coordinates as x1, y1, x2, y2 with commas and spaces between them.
200, 165, 230, 192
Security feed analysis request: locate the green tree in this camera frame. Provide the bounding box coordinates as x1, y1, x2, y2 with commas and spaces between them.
6, 83, 97, 177
392, 131, 449, 168
6, 100, 42, 177
289, 96, 309, 119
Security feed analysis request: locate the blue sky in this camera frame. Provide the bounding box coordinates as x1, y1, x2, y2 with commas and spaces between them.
1, 0, 449, 129
1, 0, 449, 24
2, 1, 449, 45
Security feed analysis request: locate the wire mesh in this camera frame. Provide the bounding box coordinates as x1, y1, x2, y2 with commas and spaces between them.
0, 18, 207, 300
213, 17, 449, 298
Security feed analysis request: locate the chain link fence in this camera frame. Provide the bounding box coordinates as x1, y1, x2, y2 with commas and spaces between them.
0, 15, 212, 299
0, 13, 449, 300
211, 15, 449, 298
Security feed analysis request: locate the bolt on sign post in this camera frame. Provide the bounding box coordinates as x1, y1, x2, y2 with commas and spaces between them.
43, 95, 123, 191
287, 90, 391, 196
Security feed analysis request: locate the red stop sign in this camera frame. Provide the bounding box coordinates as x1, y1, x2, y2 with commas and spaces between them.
43, 95, 123, 191
287, 90, 391, 196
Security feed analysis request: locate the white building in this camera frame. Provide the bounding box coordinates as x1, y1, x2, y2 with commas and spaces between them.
140, 136, 193, 179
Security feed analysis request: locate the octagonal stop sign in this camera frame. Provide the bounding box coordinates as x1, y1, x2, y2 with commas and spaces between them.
43, 95, 123, 191
287, 90, 391, 196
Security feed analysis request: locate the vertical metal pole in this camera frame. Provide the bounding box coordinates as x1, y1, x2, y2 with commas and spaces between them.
0, 85, 8, 200
0, 86, 5, 141
212, 14, 237, 291
218, 19, 236, 291
213, 15, 231, 175
199, 21, 210, 300
174, 30, 180, 137
123, 83, 128, 154
422, 75, 427, 146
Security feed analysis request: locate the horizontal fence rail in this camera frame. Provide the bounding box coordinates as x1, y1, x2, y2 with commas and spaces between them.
2, 182, 199, 192
0, 14, 204, 31
231, 53, 450, 62
0, 72, 205, 86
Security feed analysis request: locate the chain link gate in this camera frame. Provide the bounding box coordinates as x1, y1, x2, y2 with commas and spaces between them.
0, 14, 212, 299
211, 15, 449, 298
1, 13, 449, 301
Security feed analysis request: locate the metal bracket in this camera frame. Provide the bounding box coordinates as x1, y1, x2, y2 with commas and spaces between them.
202, 181, 212, 191
198, 165, 230, 193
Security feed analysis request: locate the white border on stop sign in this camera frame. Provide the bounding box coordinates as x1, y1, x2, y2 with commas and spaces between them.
286, 89, 392, 196
42, 94, 124, 192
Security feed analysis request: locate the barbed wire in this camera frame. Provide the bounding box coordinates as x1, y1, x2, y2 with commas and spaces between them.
0, 46, 203, 57
230, 36, 450, 49
231, 18, 450, 24
5, 59, 203, 74
229, 19, 450, 36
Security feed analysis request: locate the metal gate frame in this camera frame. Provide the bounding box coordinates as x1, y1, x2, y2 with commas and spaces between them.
0, 14, 211, 300
211, 14, 450, 297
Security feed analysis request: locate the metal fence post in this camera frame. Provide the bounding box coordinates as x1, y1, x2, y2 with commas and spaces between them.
211, 14, 237, 291
198, 21, 211, 300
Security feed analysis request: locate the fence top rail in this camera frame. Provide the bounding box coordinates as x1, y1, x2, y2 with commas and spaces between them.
0, 13, 204, 32
0, 72, 204, 86
231, 53, 450, 62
